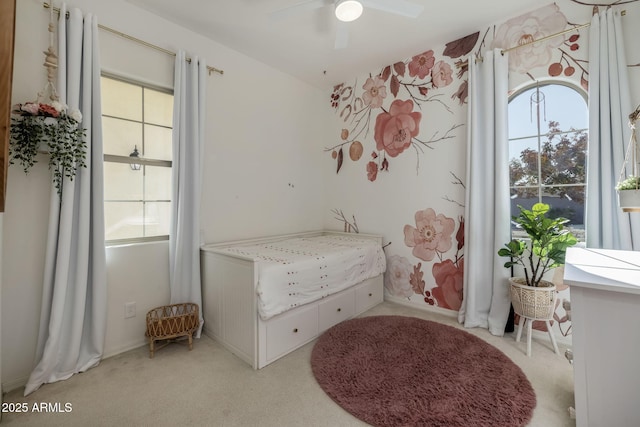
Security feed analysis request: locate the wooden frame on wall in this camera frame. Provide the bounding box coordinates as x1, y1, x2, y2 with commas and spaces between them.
0, 0, 17, 213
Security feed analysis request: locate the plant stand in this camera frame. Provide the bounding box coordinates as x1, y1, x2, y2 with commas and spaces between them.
509, 278, 560, 357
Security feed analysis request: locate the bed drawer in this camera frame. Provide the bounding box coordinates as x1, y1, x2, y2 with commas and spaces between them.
355, 276, 384, 314
265, 303, 318, 362
318, 289, 355, 331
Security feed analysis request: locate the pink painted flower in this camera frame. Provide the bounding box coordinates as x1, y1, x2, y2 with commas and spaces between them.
431, 61, 453, 88
362, 76, 387, 108
408, 50, 435, 79
456, 216, 464, 251
374, 99, 421, 158
384, 255, 413, 298
452, 80, 468, 105
431, 259, 464, 311
490, 4, 567, 73
366, 161, 378, 181
403, 208, 455, 261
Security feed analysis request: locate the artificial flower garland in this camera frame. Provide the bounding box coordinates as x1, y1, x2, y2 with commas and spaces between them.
9, 4, 87, 196
10, 100, 86, 195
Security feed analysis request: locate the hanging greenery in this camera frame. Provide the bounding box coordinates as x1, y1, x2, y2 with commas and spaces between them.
10, 101, 86, 194
616, 104, 640, 211
9, 4, 87, 196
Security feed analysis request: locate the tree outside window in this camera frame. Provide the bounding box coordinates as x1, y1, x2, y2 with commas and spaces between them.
508, 83, 587, 241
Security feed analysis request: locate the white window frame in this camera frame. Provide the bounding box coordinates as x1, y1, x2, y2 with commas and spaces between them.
508, 81, 588, 242
102, 73, 173, 246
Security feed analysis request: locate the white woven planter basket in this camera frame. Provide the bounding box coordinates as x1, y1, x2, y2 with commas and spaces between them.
509, 277, 556, 320
618, 189, 640, 212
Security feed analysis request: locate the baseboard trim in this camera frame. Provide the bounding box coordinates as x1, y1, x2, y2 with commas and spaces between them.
384, 295, 572, 345
2, 341, 149, 395
103, 340, 147, 359
2, 375, 29, 394
384, 295, 459, 318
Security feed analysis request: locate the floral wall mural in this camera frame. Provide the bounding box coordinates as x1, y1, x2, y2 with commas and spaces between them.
327, 34, 474, 178
324, 0, 640, 340
488, 3, 588, 90
325, 27, 472, 317
402, 208, 464, 310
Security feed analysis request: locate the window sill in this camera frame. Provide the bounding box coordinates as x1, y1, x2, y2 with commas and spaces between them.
105, 235, 169, 248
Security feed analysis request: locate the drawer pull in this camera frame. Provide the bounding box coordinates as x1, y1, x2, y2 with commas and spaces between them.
293, 328, 299, 333
368, 293, 373, 297
337, 308, 342, 312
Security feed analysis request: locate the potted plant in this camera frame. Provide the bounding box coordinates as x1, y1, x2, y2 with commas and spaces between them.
616, 176, 640, 212
616, 105, 640, 212
9, 100, 86, 195
498, 203, 577, 320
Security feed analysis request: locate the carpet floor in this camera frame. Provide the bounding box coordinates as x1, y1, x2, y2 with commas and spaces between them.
1, 301, 575, 426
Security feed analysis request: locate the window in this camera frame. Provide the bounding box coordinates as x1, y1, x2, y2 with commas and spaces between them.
508, 83, 588, 241
101, 75, 173, 243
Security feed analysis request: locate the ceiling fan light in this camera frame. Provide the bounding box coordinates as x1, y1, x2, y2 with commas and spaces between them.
335, 0, 363, 22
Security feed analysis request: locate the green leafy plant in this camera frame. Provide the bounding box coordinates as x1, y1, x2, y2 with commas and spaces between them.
615, 176, 640, 191
10, 101, 86, 195
498, 203, 577, 287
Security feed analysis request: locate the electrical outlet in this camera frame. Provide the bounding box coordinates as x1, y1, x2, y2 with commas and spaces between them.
124, 302, 136, 318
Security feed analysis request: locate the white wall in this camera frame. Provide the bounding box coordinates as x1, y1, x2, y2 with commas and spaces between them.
1, 0, 325, 392
103, 242, 170, 358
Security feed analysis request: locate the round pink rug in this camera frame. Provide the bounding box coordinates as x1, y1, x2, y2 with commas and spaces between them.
311, 315, 536, 427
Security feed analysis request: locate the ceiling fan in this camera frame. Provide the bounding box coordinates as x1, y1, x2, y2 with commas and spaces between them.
270, 0, 424, 49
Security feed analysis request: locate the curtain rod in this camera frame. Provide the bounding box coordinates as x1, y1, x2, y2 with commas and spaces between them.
43, 2, 224, 76
501, 9, 626, 55
501, 22, 590, 55
460, 8, 627, 66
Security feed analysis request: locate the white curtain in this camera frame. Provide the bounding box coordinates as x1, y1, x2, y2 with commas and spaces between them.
169, 51, 206, 336
25, 5, 106, 396
586, 7, 640, 250
458, 49, 512, 336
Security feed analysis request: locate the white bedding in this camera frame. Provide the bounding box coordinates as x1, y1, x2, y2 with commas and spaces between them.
215, 234, 386, 320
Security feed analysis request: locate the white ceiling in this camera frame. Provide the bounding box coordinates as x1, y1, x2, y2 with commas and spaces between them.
125, 0, 544, 89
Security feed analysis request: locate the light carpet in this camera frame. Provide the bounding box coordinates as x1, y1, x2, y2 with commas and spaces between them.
1, 302, 575, 426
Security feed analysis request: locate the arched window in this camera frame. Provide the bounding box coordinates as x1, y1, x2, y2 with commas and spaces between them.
508, 82, 588, 241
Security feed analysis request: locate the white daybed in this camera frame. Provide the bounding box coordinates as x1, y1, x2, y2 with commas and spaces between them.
200, 230, 386, 369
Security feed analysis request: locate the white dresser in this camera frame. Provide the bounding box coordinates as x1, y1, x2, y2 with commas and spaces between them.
564, 248, 640, 427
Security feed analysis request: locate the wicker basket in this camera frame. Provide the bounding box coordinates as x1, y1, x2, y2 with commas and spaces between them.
509, 278, 556, 320
145, 303, 200, 358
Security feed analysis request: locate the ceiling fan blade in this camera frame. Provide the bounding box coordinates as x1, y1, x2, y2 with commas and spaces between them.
334, 23, 349, 49
269, 0, 327, 21
360, 0, 424, 18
